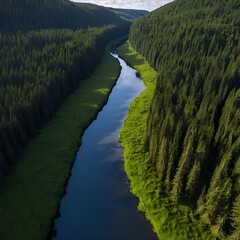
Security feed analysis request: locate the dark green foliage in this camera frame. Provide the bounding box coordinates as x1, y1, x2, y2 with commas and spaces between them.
0, 44, 122, 240
0, 0, 128, 33
0, 25, 126, 183
0, 0, 129, 184
129, 0, 240, 237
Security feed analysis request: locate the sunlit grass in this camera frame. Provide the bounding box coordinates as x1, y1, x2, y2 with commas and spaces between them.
118, 42, 217, 240
0, 45, 121, 240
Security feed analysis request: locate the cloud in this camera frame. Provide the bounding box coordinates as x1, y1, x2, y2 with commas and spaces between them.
72, 0, 174, 11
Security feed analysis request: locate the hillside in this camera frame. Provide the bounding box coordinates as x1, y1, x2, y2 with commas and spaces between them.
109, 8, 148, 21
0, 0, 129, 183
0, 0, 128, 33
0, 26, 126, 182
0, 0, 131, 238
128, 0, 240, 238
0, 39, 123, 240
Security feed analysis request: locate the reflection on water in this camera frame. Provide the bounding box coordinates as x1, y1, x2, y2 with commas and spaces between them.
52, 52, 158, 240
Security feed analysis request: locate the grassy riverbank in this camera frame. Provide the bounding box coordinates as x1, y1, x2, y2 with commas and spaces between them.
0, 45, 121, 240
118, 42, 216, 240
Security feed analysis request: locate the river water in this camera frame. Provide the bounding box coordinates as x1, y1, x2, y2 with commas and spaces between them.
52, 52, 157, 240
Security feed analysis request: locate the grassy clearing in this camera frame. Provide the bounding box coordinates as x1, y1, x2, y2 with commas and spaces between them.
118, 42, 217, 240
0, 45, 121, 240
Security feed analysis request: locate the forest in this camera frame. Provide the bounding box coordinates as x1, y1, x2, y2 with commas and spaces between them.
129, 0, 240, 238
0, 0, 128, 33
0, 0, 130, 184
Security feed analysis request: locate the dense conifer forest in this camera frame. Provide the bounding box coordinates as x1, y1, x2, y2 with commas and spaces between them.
0, 26, 126, 182
0, 0, 128, 33
0, 0, 129, 183
129, 0, 240, 238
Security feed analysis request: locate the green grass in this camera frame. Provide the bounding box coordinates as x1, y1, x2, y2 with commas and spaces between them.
0, 45, 121, 240
118, 42, 217, 240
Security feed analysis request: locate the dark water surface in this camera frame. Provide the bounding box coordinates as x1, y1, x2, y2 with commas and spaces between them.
52, 53, 158, 240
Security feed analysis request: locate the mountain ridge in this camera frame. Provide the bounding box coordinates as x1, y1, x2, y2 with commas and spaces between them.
108, 7, 148, 21
0, 0, 129, 33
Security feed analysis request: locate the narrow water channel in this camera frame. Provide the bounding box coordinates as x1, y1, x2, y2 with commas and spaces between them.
52, 52, 157, 240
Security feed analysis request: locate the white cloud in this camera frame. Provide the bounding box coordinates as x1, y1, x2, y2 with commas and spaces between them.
72, 0, 174, 11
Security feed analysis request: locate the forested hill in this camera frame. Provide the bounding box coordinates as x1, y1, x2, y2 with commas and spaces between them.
0, 26, 126, 182
0, 0, 130, 183
129, 0, 240, 238
108, 8, 148, 21
0, 0, 128, 33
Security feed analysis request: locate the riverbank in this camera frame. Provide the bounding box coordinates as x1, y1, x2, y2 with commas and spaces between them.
0, 43, 121, 240
118, 42, 216, 239
52, 52, 157, 240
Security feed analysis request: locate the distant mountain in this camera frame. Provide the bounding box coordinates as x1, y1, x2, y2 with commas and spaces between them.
109, 8, 148, 21
0, 0, 128, 33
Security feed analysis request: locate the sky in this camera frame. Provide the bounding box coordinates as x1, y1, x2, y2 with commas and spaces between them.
72, 0, 174, 11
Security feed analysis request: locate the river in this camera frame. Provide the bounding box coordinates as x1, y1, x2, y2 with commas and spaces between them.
52, 52, 157, 240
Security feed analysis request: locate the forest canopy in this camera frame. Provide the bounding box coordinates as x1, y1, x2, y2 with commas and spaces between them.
0, 0, 128, 33
0, 26, 127, 182
129, 0, 240, 238
0, 0, 130, 183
